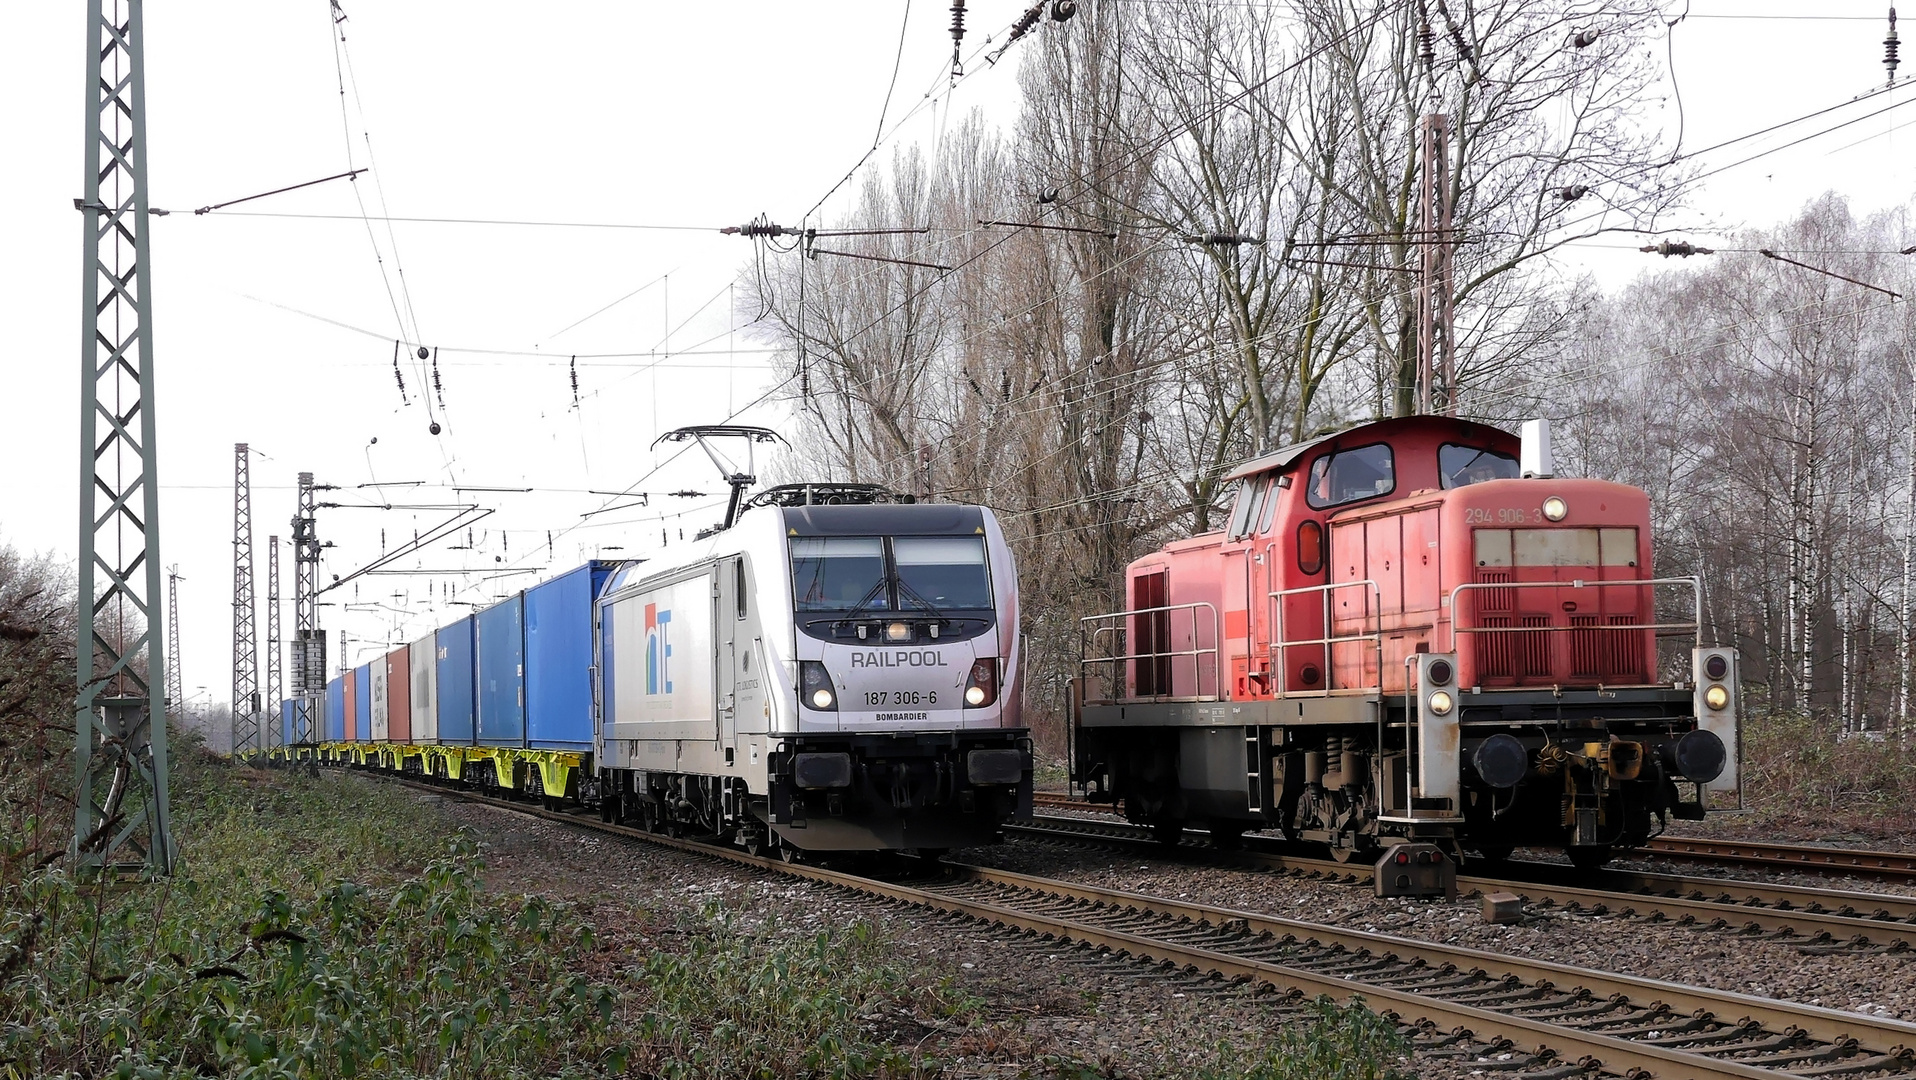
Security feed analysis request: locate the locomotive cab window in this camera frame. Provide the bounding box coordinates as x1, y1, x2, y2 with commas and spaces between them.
1305, 444, 1396, 510
1439, 444, 1521, 489
894, 537, 992, 610
792, 538, 889, 612
1226, 477, 1278, 540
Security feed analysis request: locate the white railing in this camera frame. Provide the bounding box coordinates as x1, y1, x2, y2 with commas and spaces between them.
1266, 579, 1385, 697
1445, 576, 1703, 680
1079, 601, 1222, 703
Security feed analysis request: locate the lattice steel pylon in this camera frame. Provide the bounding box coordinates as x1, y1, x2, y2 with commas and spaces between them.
265, 535, 282, 749
1413, 112, 1456, 417
288, 473, 325, 744
164, 566, 183, 718
75, 0, 175, 874
231, 443, 261, 757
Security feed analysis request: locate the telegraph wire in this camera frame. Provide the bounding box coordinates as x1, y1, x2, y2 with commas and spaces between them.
325, 6, 409, 353
193, 210, 726, 231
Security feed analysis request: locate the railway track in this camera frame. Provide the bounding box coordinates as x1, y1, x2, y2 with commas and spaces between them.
390, 777, 1916, 1080
1031, 792, 1916, 885
1012, 813, 1916, 951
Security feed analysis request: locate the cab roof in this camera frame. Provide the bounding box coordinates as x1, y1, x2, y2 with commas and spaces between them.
1222, 415, 1519, 483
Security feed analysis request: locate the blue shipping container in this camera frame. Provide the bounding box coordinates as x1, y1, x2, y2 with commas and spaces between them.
353, 664, 371, 742
437, 616, 477, 745
326, 677, 346, 742
476, 594, 525, 746
525, 562, 617, 752
280, 700, 296, 747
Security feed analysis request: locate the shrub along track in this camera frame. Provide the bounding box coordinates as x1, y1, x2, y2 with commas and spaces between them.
387, 777, 1916, 1080
1012, 813, 1916, 952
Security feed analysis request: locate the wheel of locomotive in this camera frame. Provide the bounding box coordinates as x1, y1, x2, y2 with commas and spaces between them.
777, 841, 801, 863
1207, 821, 1246, 851
1567, 846, 1613, 871
638, 800, 663, 834
742, 828, 767, 858
1328, 840, 1377, 864
1151, 817, 1185, 847
598, 792, 620, 824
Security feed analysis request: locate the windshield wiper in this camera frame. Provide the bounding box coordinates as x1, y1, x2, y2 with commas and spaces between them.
839, 574, 892, 615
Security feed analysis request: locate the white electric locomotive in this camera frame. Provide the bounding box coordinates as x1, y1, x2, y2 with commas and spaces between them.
593, 483, 1032, 854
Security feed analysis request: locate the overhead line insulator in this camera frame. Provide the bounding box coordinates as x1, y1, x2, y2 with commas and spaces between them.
1640, 239, 1713, 258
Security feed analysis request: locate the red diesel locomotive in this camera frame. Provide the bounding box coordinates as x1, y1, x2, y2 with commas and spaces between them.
1071, 415, 1739, 870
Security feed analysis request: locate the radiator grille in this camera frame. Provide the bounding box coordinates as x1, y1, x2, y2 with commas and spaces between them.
1518, 614, 1551, 677
1477, 570, 1513, 612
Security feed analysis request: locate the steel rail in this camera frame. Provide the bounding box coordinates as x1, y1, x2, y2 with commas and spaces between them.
1012, 812, 1916, 946
382, 776, 1916, 1080
1640, 836, 1916, 882
932, 862, 1916, 1075
1033, 792, 1916, 899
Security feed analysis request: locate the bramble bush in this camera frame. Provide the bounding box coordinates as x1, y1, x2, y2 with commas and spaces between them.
1741, 703, 1916, 827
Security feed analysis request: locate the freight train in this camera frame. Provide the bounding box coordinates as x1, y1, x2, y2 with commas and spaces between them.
1071, 415, 1739, 871
273, 485, 1033, 856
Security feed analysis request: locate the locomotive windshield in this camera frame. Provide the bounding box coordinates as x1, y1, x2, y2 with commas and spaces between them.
792, 537, 889, 612
1439, 444, 1521, 489
792, 535, 993, 614
894, 537, 991, 610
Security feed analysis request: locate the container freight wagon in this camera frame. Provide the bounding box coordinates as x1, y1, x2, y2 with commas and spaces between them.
436, 617, 476, 744
342, 671, 358, 741
409, 632, 438, 744
369, 661, 389, 742
476, 596, 525, 747
385, 646, 412, 744
525, 562, 617, 753
353, 665, 370, 743
326, 676, 346, 743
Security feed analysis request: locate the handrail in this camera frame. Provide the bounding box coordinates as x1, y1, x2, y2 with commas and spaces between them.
1079, 601, 1222, 703
1266, 578, 1385, 698
1444, 576, 1702, 654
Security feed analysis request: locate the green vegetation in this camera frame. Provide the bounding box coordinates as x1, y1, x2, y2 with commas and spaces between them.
0, 543, 1410, 1079
0, 748, 985, 1079
1742, 706, 1916, 829
1209, 998, 1409, 1080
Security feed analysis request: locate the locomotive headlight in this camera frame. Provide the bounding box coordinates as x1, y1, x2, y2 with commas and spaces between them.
1704, 684, 1729, 711
1427, 689, 1455, 716
885, 621, 912, 642
963, 658, 998, 709
799, 660, 838, 712
1542, 496, 1568, 522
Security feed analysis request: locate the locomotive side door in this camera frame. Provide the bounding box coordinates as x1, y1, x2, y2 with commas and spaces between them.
716, 557, 740, 762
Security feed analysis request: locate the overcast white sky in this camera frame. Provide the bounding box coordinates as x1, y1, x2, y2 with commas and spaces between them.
1, 2, 1912, 709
